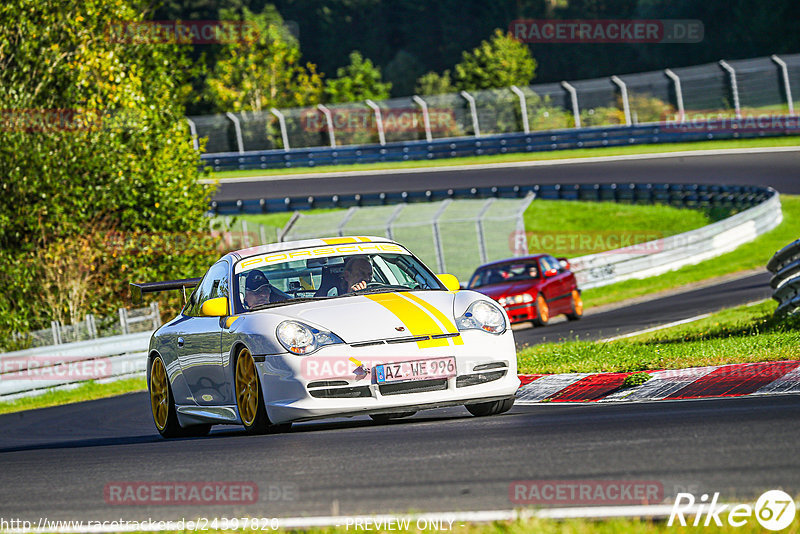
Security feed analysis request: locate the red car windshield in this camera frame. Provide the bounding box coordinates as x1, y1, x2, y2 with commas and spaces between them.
469, 262, 539, 288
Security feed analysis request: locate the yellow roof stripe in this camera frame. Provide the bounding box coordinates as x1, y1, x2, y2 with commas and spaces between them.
321, 236, 374, 245
322, 237, 359, 245
365, 293, 448, 349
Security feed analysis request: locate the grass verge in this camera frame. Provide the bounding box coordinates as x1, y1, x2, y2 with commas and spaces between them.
517, 300, 800, 375
0, 377, 146, 415
209, 136, 800, 179
90, 514, 799, 533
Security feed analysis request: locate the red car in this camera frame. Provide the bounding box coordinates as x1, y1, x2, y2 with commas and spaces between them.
467, 254, 583, 326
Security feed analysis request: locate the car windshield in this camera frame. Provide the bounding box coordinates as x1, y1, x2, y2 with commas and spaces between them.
233, 246, 445, 312
468, 262, 539, 288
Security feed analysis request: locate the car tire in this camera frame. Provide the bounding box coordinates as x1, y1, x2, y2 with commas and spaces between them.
566, 289, 583, 321
150, 356, 211, 438
370, 411, 417, 424
465, 397, 515, 417
235, 347, 270, 434
533, 293, 550, 326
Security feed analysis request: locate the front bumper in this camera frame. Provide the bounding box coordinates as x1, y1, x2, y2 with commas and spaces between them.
503, 303, 537, 323
257, 329, 519, 424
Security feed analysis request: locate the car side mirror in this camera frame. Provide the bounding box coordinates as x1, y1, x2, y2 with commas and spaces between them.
201, 297, 229, 317
438, 274, 461, 291
544, 268, 558, 278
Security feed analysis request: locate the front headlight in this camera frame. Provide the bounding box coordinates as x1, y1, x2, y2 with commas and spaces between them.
276, 321, 343, 355
456, 300, 506, 334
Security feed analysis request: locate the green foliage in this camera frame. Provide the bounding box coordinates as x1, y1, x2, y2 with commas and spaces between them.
453, 29, 537, 91
0, 0, 219, 342
205, 6, 323, 112
324, 51, 392, 104
415, 70, 455, 96
384, 50, 425, 98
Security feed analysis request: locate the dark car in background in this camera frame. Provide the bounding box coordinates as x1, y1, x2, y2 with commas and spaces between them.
467, 254, 582, 326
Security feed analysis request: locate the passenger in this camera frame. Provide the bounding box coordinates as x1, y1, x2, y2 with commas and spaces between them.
243, 270, 274, 309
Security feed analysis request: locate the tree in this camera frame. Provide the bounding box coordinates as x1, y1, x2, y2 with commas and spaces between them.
453, 29, 537, 91
324, 51, 392, 104
384, 50, 425, 97
205, 6, 323, 112
0, 0, 219, 341
415, 70, 455, 96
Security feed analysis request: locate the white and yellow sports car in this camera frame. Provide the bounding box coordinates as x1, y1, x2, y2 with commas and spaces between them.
132, 236, 519, 438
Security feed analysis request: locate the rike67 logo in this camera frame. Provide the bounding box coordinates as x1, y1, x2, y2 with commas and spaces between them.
669, 490, 796, 531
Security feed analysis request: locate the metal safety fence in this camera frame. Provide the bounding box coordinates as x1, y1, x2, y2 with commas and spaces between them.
191, 53, 800, 165
768, 239, 800, 317
10, 303, 160, 350
279, 195, 534, 282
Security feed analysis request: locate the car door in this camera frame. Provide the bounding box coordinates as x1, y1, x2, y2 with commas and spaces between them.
544, 255, 571, 313
539, 256, 559, 315
176, 261, 230, 406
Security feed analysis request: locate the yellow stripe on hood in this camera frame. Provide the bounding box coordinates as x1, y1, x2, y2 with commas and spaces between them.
365, 293, 449, 349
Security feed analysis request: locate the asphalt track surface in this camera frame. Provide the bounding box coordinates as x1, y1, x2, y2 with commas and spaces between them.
1, 394, 799, 521
213, 150, 800, 201
512, 271, 772, 348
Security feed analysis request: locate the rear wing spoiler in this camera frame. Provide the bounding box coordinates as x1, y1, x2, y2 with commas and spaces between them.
130, 278, 202, 305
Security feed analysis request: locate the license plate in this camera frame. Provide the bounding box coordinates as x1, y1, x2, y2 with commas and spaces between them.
374, 357, 457, 384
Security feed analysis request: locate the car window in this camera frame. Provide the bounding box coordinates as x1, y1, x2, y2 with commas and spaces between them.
540, 256, 559, 274
184, 261, 229, 317
233, 250, 444, 313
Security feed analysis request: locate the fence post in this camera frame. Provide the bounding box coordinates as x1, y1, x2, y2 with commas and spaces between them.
431, 199, 452, 273
561, 81, 581, 128
225, 112, 245, 153
269, 107, 291, 150
259, 223, 268, 244
611, 76, 632, 126
316, 104, 337, 148
337, 207, 358, 236
365, 99, 386, 146
242, 219, 250, 248
509, 86, 530, 133
85, 314, 97, 339
151, 301, 161, 329
664, 69, 685, 122
411, 95, 433, 142
119, 308, 129, 336
771, 55, 795, 115
385, 204, 406, 240
476, 198, 496, 264
718, 60, 742, 119
460, 91, 481, 137
51, 320, 61, 345
185, 118, 199, 151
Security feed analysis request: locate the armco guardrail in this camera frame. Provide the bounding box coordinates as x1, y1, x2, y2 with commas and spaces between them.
202, 115, 800, 173
0, 331, 151, 399
570, 187, 781, 289
768, 239, 800, 317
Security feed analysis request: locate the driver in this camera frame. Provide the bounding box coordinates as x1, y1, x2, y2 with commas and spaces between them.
243, 270, 274, 309
341, 256, 373, 293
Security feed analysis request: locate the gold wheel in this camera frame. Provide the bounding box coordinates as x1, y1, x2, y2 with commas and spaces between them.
150, 357, 169, 431
236, 348, 259, 427
537, 294, 549, 323
572, 290, 583, 316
